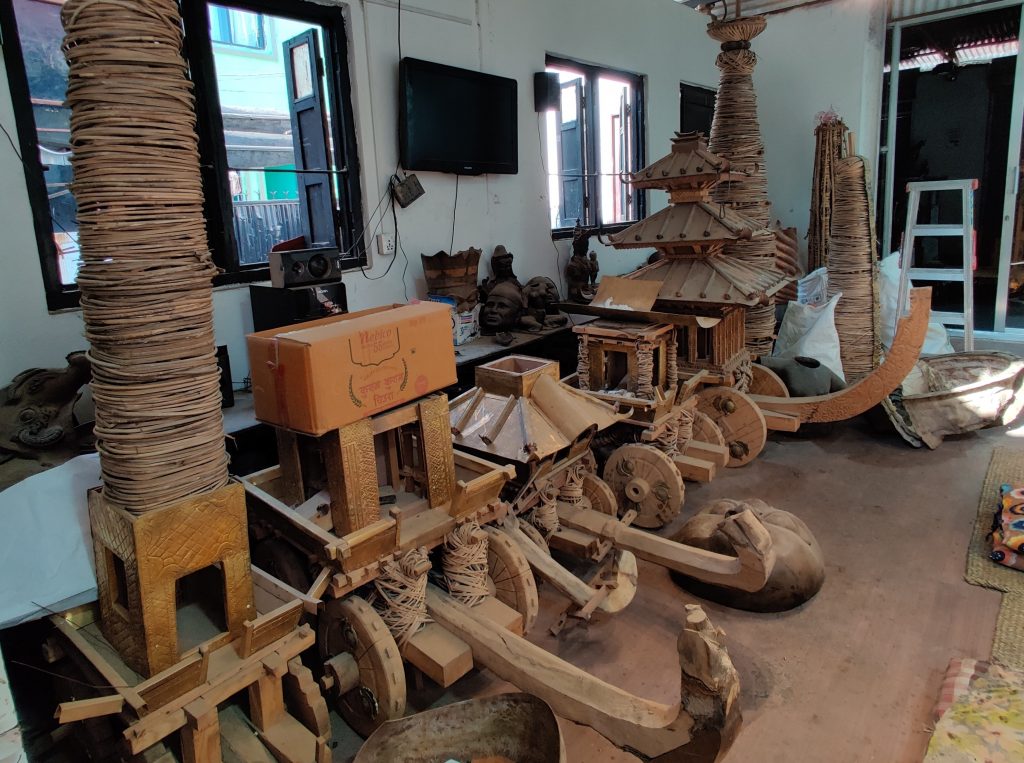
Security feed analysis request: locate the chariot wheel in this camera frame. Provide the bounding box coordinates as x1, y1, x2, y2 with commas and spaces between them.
749, 364, 789, 398
695, 386, 768, 467
685, 410, 726, 451
602, 443, 684, 529
484, 527, 539, 633
581, 472, 618, 516
318, 596, 406, 737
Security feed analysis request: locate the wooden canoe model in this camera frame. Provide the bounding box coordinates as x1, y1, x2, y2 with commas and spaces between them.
426, 588, 741, 761
354, 693, 566, 763
885, 351, 1024, 448
752, 287, 931, 423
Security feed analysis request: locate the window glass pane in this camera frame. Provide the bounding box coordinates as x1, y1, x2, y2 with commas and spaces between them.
209, 6, 265, 49
209, 5, 341, 264
11, 0, 79, 285
598, 74, 635, 226
545, 65, 586, 229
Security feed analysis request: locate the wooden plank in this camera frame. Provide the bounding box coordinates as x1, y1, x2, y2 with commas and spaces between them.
275, 429, 305, 506
241, 480, 345, 562
418, 394, 458, 508
396, 507, 455, 551
55, 695, 124, 723
239, 601, 303, 659
307, 567, 331, 601
370, 401, 419, 436
473, 596, 524, 638
136, 650, 207, 711
684, 440, 729, 468
401, 622, 473, 688
322, 419, 380, 535
337, 518, 398, 572
672, 454, 716, 483
258, 713, 318, 763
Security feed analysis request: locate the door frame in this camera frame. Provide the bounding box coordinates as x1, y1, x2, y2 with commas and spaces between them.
881, 0, 1024, 335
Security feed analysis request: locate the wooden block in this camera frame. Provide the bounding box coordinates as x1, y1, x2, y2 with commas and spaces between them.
181, 699, 220, 763
761, 409, 801, 432
673, 454, 716, 483
474, 597, 523, 637
685, 440, 729, 468
258, 714, 317, 763
401, 622, 473, 688
248, 666, 286, 731
56, 695, 124, 723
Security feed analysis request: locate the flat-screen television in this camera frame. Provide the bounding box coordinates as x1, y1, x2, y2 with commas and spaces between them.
399, 58, 518, 175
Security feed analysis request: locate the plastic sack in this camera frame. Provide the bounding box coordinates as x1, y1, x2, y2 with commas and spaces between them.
773, 292, 846, 382
797, 268, 829, 306
878, 252, 954, 355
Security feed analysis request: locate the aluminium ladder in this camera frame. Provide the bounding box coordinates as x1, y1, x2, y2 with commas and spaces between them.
896, 179, 977, 351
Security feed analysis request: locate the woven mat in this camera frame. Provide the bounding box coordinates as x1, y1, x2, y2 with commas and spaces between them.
966, 447, 1024, 667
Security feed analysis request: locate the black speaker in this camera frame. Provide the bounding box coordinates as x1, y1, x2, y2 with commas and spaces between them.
268, 247, 345, 288
534, 71, 560, 113
249, 283, 348, 332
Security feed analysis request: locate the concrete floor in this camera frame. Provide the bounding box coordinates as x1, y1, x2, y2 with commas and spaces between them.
334, 419, 1008, 763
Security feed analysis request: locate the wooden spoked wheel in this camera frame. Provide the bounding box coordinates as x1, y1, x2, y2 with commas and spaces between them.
695, 386, 768, 468
485, 527, 539, 633
581, 472, 618, 516
749, 364, 789, 398
685, 410, 726, 451
602, 444, 684, 529
318, 596, 406, 737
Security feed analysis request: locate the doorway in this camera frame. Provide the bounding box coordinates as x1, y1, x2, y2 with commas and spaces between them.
878, 4, 1023, 336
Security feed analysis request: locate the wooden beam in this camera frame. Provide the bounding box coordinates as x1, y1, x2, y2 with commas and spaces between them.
684, 441, 729, 468
401, 623, 474, 688
49, 617, 146, 714
672, 454, 716, 483
56, 695, 124, 723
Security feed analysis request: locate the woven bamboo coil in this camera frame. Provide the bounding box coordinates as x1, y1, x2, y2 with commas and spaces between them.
808, 115, 849, 272
62, 0, 228, 512
707, 16, 767, 44
828, 156, 879, 382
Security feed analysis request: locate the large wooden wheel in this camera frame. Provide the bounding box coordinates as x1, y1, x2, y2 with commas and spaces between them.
581, 472, 618, 516
318, 596, 406, 737
695, 386, 768, 467
686, 410, 726, 450
749, 364, 789, 398
485, 527, 539, 633
603, 443, 684, 529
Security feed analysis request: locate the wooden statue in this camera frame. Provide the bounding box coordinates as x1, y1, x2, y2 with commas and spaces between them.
0, 351, 91, 464
565, 221, 597, 303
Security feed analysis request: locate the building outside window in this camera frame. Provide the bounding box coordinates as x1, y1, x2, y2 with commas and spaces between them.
544, 55, 646, 236
0, 0, 364, 310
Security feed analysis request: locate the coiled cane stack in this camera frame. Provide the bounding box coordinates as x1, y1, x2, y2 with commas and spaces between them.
807, 113, 849, 272
61, 0, 229, 512
707, 15, 777, 358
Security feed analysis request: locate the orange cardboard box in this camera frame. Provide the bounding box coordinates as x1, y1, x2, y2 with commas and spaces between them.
246, 302, 456, 435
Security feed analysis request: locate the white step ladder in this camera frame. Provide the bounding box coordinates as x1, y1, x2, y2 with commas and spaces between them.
896, 179, 977, 351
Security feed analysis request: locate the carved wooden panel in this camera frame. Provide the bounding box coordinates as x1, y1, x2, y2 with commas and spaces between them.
419, 394, 457, 508
323, 419, 379, 536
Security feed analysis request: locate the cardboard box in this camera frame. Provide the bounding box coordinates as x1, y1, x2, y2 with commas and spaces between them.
427, 294, 480, 346
247, 302, 456, 435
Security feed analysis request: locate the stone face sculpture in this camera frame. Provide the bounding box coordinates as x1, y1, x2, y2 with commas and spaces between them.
670, 498, 825, 612
480, 245, 522, 299
522, 276, 568, 331
421, 247, 482, 312
566, 222, 597, 303
479, 281, 526, 334
0, 351, 92, 463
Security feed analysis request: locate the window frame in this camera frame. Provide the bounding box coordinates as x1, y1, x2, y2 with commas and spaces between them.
0, 0, 366, 312
545, 54, 647, 241
209, 6, 266, 50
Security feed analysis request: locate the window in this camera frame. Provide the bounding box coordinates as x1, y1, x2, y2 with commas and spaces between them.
680, 82, 715, 136
1, 0, 365, 310
209, 6, 266, 49
544, 56, 645, 236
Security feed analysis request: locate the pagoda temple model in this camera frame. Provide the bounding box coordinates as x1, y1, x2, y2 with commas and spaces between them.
604, 131, 790, 387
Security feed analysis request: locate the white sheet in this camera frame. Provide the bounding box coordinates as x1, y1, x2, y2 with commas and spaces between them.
0, 454, 101, 628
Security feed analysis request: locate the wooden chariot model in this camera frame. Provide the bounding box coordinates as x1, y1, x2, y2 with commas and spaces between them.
240, 305, 746, 760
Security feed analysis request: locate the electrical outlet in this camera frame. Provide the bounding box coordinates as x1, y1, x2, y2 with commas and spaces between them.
376, 233, 396, 256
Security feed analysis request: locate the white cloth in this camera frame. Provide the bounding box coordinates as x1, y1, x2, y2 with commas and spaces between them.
773, 293, 847, 382
0, 454, 101, 628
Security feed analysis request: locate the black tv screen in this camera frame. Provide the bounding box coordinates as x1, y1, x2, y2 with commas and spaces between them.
399, 58, 518, 175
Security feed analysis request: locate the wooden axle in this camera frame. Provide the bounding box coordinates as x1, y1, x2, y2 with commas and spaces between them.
556, 503, 775, 593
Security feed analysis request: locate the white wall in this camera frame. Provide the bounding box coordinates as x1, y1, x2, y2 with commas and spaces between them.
0, 0, 886, 381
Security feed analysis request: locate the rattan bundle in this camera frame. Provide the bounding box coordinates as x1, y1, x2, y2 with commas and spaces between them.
828, 156, 879, 382
62, 0, 228, 512
707, 16, 776, 355
807, 113, 849, 272
774, 225, 801, 304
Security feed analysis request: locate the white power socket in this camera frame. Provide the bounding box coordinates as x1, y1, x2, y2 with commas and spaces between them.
376, 233, 396, 256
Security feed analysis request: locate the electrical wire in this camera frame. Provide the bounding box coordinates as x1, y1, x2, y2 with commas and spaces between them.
450, 173, 459, 254
392, 189, 411, 301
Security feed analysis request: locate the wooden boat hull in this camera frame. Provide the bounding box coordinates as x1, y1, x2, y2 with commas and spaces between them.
752, 287, 931, 423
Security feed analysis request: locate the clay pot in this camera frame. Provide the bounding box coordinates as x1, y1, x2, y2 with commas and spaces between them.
670, 498, 825, 612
